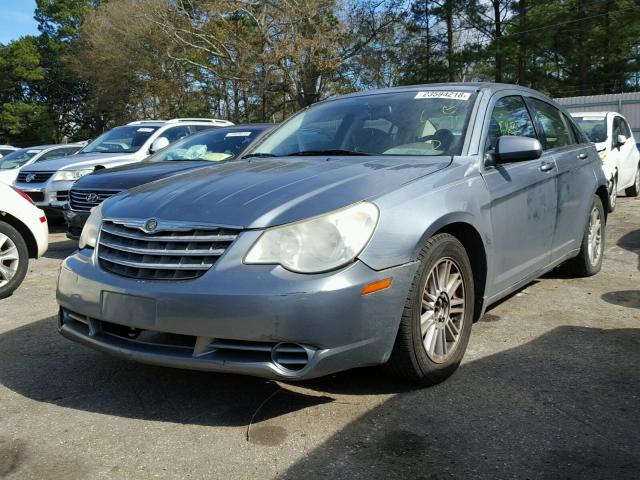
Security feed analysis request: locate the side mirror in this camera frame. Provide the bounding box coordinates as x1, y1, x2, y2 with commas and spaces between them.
150, 136, 170, 154
616, 134, 627, 148
493, 136, 543, 164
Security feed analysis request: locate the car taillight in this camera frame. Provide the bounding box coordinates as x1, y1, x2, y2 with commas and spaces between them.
11, 186, 34, 205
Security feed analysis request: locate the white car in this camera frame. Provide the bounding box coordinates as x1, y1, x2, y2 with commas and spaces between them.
572, 112, 640, 210
0, 144, 84, 185
0, 145, 18, 158
0, 183, 49, 298
13, 118, 233, 215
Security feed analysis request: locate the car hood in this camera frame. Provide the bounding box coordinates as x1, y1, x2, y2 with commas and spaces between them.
22, 152, 137, 172
103, 155, 451, 229
72, 161, 211, 191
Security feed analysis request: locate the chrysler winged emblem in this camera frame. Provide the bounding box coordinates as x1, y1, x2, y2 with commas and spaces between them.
144, 219, 158, 232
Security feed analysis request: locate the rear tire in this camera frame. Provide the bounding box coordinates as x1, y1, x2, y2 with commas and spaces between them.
608, 174, 617, 212
563, 195, 605, 277
624, 166, 640, 197
384, 233, 474, 386
0, 221, 29, 299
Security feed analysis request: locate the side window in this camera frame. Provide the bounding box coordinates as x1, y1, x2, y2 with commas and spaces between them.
485, 95, 537, 153
623, 119, 632, 137
563, 114, 584, 143
529, 99, 573, 150
613, 116, 631, 138
162, 126, 191, 143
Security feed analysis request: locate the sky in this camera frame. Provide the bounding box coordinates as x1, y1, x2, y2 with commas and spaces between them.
0, 0, 38, 44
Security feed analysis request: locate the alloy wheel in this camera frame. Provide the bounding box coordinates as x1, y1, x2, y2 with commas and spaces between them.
609, 176, 617, 210
587, 206, 603, 267
420, 257, 465, 363
0, 233, 19, 288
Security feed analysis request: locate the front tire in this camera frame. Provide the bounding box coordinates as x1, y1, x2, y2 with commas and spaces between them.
384, 234, 474, 386
563, 195, 605, 277
625, 166, 640, 197
0, 221, 29, 299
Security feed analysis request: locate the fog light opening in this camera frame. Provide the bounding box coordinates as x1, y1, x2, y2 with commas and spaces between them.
271, 343, 310, 372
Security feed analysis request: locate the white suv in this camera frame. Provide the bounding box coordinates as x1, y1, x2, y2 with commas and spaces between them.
572, 112, 640, 210
0, 183, 48, 298
13, 118, 233, 214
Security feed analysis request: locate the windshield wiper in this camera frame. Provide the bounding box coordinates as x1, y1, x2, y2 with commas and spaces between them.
241, 152, 278, 159
287, 149, 371, 156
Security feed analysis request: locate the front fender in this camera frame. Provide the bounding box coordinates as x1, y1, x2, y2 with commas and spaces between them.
358, 162, 492, 272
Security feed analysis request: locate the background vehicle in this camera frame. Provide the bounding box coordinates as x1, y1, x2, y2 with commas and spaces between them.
13, 118, 233, 217
572, 111, 640, 210
64, 124, 274, 239
0, 183, 48, 298
0, 145, 18, 158
0, 144, 83, 185
57, 84, 607, 385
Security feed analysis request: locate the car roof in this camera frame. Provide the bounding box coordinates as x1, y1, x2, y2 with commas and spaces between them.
16, 144, 78, 151
570, 111, 610, 117
127, 118, 234, 127
330, 82, 547, 101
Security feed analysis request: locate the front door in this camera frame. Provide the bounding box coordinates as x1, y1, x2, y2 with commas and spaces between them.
481, 95, 558, 295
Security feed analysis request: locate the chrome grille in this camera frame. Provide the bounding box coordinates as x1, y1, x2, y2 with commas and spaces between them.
17, 171, 55, 183
97, 220, 238, 280
70, 189, 120, 211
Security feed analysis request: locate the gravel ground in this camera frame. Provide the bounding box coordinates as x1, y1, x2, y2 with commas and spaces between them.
0, 197, 638, 480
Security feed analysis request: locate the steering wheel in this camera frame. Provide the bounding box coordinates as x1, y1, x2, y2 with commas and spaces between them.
417, 129, 455, 151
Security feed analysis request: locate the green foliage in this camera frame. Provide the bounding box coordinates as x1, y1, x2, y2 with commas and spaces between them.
1, 0, 639, 147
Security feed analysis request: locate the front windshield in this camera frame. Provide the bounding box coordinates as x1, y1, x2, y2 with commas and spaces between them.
81, 125, 159, 154
573, 116, 607, 143
150, 127, 267, 162
249, 90, 476, 157
0, 149, 40, 169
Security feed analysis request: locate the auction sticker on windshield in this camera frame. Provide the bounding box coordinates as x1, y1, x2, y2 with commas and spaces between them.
137, 128, 155, 132
414, 91, 471, 100
225, 132, 253, 137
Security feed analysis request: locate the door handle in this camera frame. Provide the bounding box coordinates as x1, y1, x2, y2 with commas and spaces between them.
577, 153, 588, 160
539, 161, 555, 172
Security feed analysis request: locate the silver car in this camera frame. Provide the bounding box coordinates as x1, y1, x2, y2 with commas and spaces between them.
57, 83, 608, 385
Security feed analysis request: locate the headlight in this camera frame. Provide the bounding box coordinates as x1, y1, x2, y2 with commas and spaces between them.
244, 202, 379, 273
53, 169, 93, 181
79, 203, 104, 249
598, 150, 607, 161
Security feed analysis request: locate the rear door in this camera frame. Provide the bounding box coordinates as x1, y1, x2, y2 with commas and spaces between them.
613, 116, 638, 187
481, 94, 558, 294
527, 98, 595, 261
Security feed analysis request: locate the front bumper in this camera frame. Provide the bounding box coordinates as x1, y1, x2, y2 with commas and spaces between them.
14, 179, 74, 211
63, 205, 89, 240
56, 241, 418, 380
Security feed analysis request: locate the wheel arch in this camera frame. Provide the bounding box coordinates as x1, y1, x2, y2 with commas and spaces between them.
0, 211, 38, 258
595, 186, 609, 223
415, 213, 488, 322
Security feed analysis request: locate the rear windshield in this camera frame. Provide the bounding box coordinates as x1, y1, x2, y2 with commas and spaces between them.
573, 116, 607, 143
0, 149, 41, 169
81, 126, 160, 154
